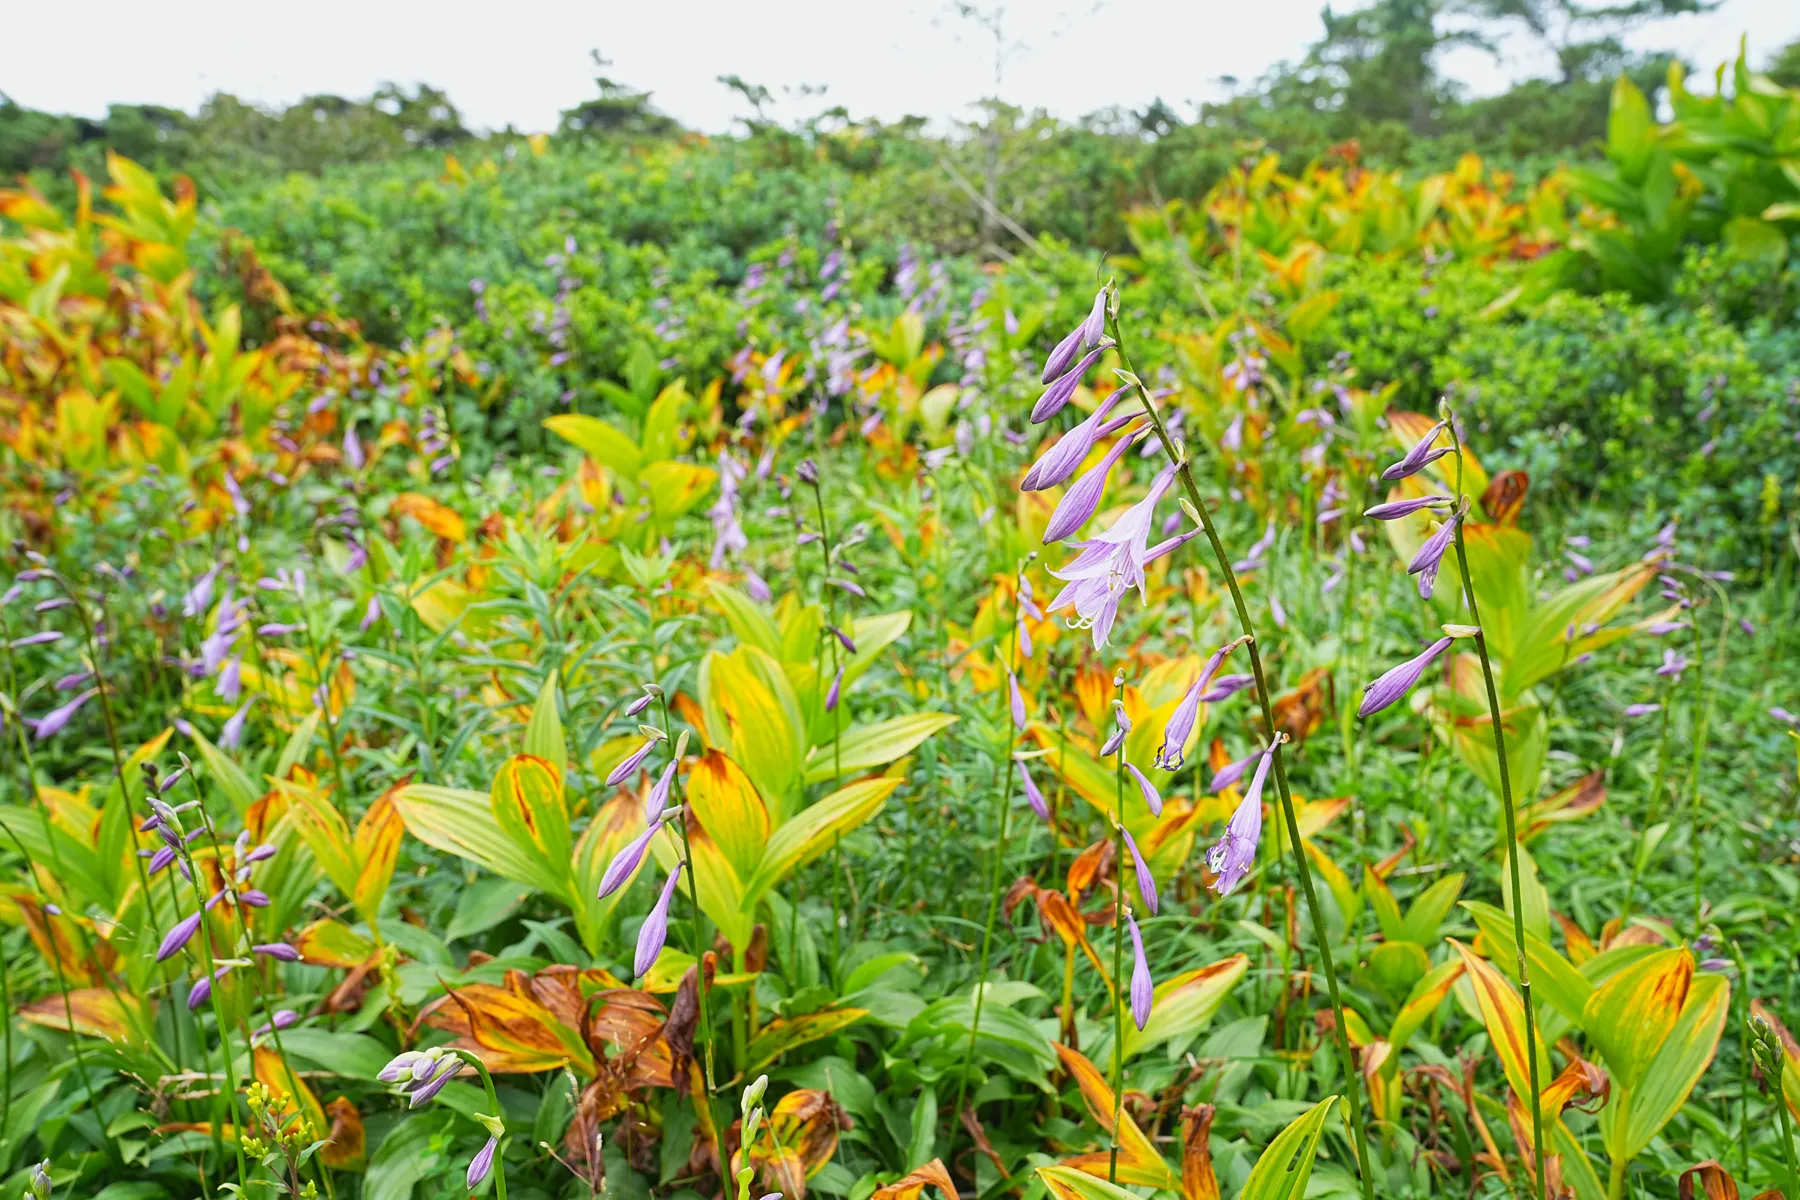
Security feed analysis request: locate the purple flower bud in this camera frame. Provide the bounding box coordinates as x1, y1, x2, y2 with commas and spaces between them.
31, 688, 97, 741
217, 655, 242, 702
1018, 761, 1049, 820
1406, 514, 1458, 599
1032, 343, 1111, 424
11, 631, 63, 648
1007, 673, 1026, 729
598, 820, 661, 898
378, 1051, 428, 1083
1041, 426, 1146, 544
1208, 749, 1273, 896
253, 942, 301, 962
1771, 707, 1799, 726
238, 889, 270, 907
1624, 703, 1661, 717
158, 909, 204, 963
1017, 619, 1033, 660
187, 969, 223, 1010
829, 625, 857, 654
1655, 649, 1689, 679
645, 759, 678, 823
360, 596, 383, 632
1021, 389, 1128, 491
221, 699, 254, 750
1364, 495, 1452, 521
147, 846, 177, 874
745, 570, 772, 603
43, 903, 61, 916
1566, 550, 1595, 576
1380, 420, 1451, 481
625, 690, 655, 717
827, 577, 866, 598
1126, 912, 1153, 1031
825, 667, 844, 713
245, 843, 277, 864
1647, 620, 1688, 636
634, 863, 684, 977
1040, 288, 1109, 384
257, 623, 302, 637
1359, 637, 1454, 718
467, 1135, 499, 1188
408, 1056, 462, 1107
344, 425, 365, 470
1125, 763, 1163, 818
1198, 673, 1254, 703
1099, 725, 1126, 758
606, 737, 660, 786
1119, 826, 1157, 915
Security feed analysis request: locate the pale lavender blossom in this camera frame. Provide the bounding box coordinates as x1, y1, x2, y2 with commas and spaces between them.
1019, 761, 1049, 820
1407, 514, 1459, 599
1655, 649, 1689, 680
1155, 640, 1241, 769
1207, 745, 1274, 895
634, 863, 684, 977
826, 668, 843, 713
1126, 912, 1153, 1030
30, 688, 96, 740
1359, 637, 1453, 717
745, 569, 773, 603
1040, 288, 1109, 384
1119, 825, 1158, 915
1046, 464, 1179, 649
220, 699, 254, 750
1008, 673, 1026, 729
1364, 495, 1451, 521
597, 818, 665, 899
1771, 707, 1799, 725
467, 1136, 499, 1188
1041, 426, 1147, 545
1021, 389, 1132, 491
1031, 343, 1112, 424
156, 908, 206, 962
645, 759, 678, 823
344, 425, 365, 470
1198, 673, 1254, 703
1647, 620, 1689, 636
1125, 762, 1163, 817
605, 736, 662, 786
1624, 703, 1661, 717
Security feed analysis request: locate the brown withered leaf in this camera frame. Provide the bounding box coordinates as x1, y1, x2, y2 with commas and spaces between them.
1481, 469, 1529, 524
1179, 1105, 1220, 1200
735, 1089, 852, 1200
320, 1096, 366, 1171
1677, 1160, 1740, 1200
1065, 839, 1114, 907
1271, 667, 1332, 747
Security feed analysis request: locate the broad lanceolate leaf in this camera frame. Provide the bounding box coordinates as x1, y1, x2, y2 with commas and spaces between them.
740, 777, 902, 910
294, 918, 377, 968
1052, 1043, 1181, 1192
1036, 1166, 1143, 1200
699, 646, 808, 819
422, 981, 598, 1075
543, 413, 643, 479
802, 713, 959, 785
17, 987, 149, 1045
1450, 940, 1552, 1110
1601, 970, 1728, 1163
709, 580, 783, 658
1238, 1096, 1338, 1200
352, 781, 408, 925
685, 750, 771, 881
391, 783, 571, 901
523, 673, 568, 775
1582, 946, 1694, 1091
1463, 900, 1592, 1032
745, 1008, 869, 1075
489, 754, 574, 889
1381, 959, 1466, 1080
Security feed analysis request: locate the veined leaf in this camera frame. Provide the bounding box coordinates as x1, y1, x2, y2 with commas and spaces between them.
391, 783, 571, 901
1052, 1044, 1181, 1191
294, 918, 376, 968
489, 755, 573, 887
1036, 1167, 1143, 1200
740, 777, 901, 909
352, 783, 407, 925
802, 713, 959, 785
1462, 900, 1592, 1030
1382, 959, 1465, 1079
699, 646, 807, 819
1601, 971, 1728, 1162
543, 413, 642, 479
1238, 1096, 1337, 1200
709, 580, 783, 658
745, 1008, 869, 1075
17, 987, 149, 1045
1451, 939, 1552, 1108
1583, 946, 1694, 1092
685, 750, 771, 881
523, 674, 568, 776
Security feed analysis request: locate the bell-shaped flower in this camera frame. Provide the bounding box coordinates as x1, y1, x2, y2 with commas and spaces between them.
634, 863, 685, 978
1126, 911, 1153, 1030
1207, 745, 1275, 895
1039, 287, 1109, 384
1041, 426, 1147, 545
1021, 389, 1130, 490
1125, 763, 1162, 818
1407, 513, 1459, 599
1358, 637, 1453, 717
1046, 464, 1179, 650
1119, 825, 1158, 915
645, 759, 679, 823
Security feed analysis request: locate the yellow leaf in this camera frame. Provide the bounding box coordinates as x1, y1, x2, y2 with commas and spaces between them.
256, 1046, 327, 1139
685, 750, 771, 881
744, 1008, 868, 1075
293, 918, 376, 969
1051, 1044, 1180, 1192
1582, 946, 1693, 1091
1450, 939, 1551, 1110
17, 988, 148, 1045
390, 492, 467, 541
740, 777, 901, 908
490, 754, 573, 878
352, 782, 407, 925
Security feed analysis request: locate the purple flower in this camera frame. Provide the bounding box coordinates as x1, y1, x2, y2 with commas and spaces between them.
1007, 673, 1026, 729
157, 908, 205, 962
238, 889, 271, 907
1126, 912, 1153, 1031
634, 863, 684, 977
1041, 426, 1148, 545
1209, 744, 1268, 792
1269, 594, 1287, 629
10, 631, 62, 648
1771, 707, 1799, 725
245, 843, 277, 864
1125, 763, 1163, 818
217, 655, 242, 703
467, 1135, 499, 1188
181, 565, 221, 619
625, 690, 655, 717
188, 964, 235, 1010
826, 668, 843, 713
257, 622, 302, 637
1380, 420, 1452, 481
360, 596, 382, 632
30, 688, 96, 741
344, 425, 365, 470
254, 1009, 300, 1036
1566, 550, 1595, 576
1018, 761, 1049, 820
1156, 641, 1240, 769
827, 577, 866, 599
745, 570, 772, 603
1021, 390, 1131, 491
253, 942, 300, 961
1655, 649, 1689, 680
1364, 495, 1451, 521
221, 699, 254, 750
408, 1056, 462, 1107
1119, 825, 1158, 915
1046, 464, 1180, 649
1647, 620, 1688, 636
597, 819, 663, 899
1624, 703, 1662, 717
1739, 618, 1756, 637
829, 625, 857, 655
147, 846, 177, 874
378, 1051, 429, 1083
1031, 343, 1111, 424
1359, 637, 1453, 717
1198, 673, 1254, 703
1040, 288, 1109, 384
1208, 748, 1274, 896
1406, 514, 1459, 599
606, 737, 661, 786
645, 759, 678, 823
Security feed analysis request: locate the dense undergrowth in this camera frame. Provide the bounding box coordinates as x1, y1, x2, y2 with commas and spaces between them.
0, 43, 1798, 1200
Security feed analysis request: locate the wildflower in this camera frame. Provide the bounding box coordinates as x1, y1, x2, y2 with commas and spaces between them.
1040, 426, 1147, 545
625, 689, 657, 717
796, 459, 819, 486
360, 596, 383, 632
1208, 745, 1275, 896
220, 699, 255, 750
1040, 287, 1109, 384
826, 668, 843, 712
1209, 742, 1269, 792
1655, 649, 1689, 680
1359, 637, 1453, 717
1380, 420, 1452, 481
253, 1010, 300, 1037
829, 625, 857, 654
745, 569, 773, 603
10, 631, 62, 648
1232, 523, 1277, 574
1017, 618, 1033, 660
1125, 762, 1163, 817
344, 425, 365, 470
188, 964, 235, 1010
31, 688, 97, 741
1623, 703, 1661, 717
1770, 707, 1799, 725
408, 1056, 463, 1108
253, 942, 301, 961
1046, 464, 1180, 649
1647, 620, 1689, 636
1018, 760, 1049, 820
605, 733, 665, 786
217, 655, 242, 703
828, 577, 866, 598
181, 564, 222, 619
1031, 343, 1113, 424
1022, 391, 1135, 491
157, 907, 207, 962
1199, 673, 1254, 703
1566, 550, 1595, 576
1126, 911, 1153, 1031
238, 889, 271, 907
1007, 673, 1026, 729
1739, 617, 1755, 637
257, 622, 302, 637
1406, 513, 1459, 599
1156, 639, 1242, 770
467, 1135, 499, 1188
635, 863, 684, 977
596, 812, 675, 899
1119, 825, 1157, 915
1364, 495, 1452, 521
1270, 594, 1287, 629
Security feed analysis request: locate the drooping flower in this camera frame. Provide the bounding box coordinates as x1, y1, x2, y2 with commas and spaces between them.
181, 564, 222, 619
1046, 464, 1179, 649
1119, 825, 1158, 915
635, 863, 684, 977
1358, 637, 1453, 717
360, 595, 383, 632
1156, 639, 1243, 770
220, 698, 254, 750
1646, 620, 1689, 636
1655, 649, 1689, 680
1018, 760, 1049, 820
605, 735, 663, 786
597, 814, 672, 899
1126, 911, 1153, 1030
1198, 673, 1254, 703
1364, 495, 1451, 521
1125, 762, 1163, 818
30, 688, 97, 741
645, 759, 678, 823
1623, 703, 1661, 717
1007, 673, 1026, 729
156, 908, 206, 963
1041, 426, 1147, 545
1380, 420, 1452, 481
1021, 390, 1134, 491
1039, 287, 1109, 384
9, 631, 61, 649
1207, 746, 1274, 895
745, 569, 773, 603
1406, 513, 1459, 599
467, 1135, 499, 1188
253, 942, 301, 961
1031, 343, 1113, 424
217, 655, 242, 703
253, 1009, 300, 1037
344, 425, 366, 470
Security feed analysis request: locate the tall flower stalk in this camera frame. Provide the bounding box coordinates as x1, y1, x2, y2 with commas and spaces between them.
1101, 288, 1381, 1200
1440, 410, 1547, 1200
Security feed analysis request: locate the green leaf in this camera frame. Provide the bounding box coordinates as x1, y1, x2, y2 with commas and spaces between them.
1119, 954, 1249, 1060
1601, 971, 1728, 1162
802, 713, 958, 784
275, 1029, 395, 1080
364, 1114, 443, 1200
740, 777, 901, 909
1607, 77, 1655, 181
1239, 1096, 1338, 1200
391, 784, 571, 900
1036, 1166, 1142, 1200
445, 877, 532, 942
274, 710, 321, 784
543, 413, 643, 479
1398, 872, 1465, 945
1462, 900, 1592, 1030
708, 579, 783, 658
743, 1008, 868, 1075
522, 673, 568, 776
186, 727, 261, 816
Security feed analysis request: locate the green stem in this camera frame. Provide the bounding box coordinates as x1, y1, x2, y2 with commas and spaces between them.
659, 698, 717, 1099
1447, 429, 1545, 1200
175, 839, 250, 1190
454, 1049, 509, 1200
1107, 750, 1126, 1186
1109, 304, 1380, 1200
1684, 616, 1707, 935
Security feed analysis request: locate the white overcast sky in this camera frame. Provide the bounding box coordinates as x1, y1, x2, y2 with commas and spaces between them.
4, 0, 1797, 133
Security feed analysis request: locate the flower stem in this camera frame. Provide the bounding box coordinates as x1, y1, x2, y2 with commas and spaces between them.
1445, 430, 1545, 1200
1107, 747, 1126, 1185
1109, 306, 1380, 1200
659, 697, 717, 1099
1684, 616, 1708, 935
455, 1049, 510, 1200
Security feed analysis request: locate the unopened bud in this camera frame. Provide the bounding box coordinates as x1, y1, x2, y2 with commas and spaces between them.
1442, 624, 1481, 639
742, 1073, 768, 1114
674, 730, 691, 759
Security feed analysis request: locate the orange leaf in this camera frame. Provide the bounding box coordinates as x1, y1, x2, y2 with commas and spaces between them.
1052, 1044, 1179, 1191
871, 1159, 958, 1200
293, 918, 377, 969
1677, 1160, 1739, 1200
1180, 1105, 1220, 1200
256, 1046, 327, 1141
421, 980, 596, 1075
391, 492, 467, 541
1450, 939, 1547, 1111
353, 778, 408, 921
17, 987, 148, 1045
320, 1095, 366, 1171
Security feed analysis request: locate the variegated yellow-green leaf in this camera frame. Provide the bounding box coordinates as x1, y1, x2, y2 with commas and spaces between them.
489, 754, 573, 884
1120, 953, 1249, 1061
1238, 1096, 1337, 1200
1397, 872, 1464, 945
1382, 959, 1465, 1080
1462, 900, 1592, 1031
699, 646, 808, 819
1451, 940, 1552, 1108
1035, 1166, 1141, 1200
391, 783, 571, 901
709, 580, 783, 658
745, 1008, 869, 1075
685, 750, 771, 881
802, 713, 959, 785
740, 777, 902, 909
572, 792, 651, 954
1600, 970, 1727, 1162
522, 674, 568, 776
543, 413, 642, 479
1582, 946, 1693, 1092
642, 460, 717, 522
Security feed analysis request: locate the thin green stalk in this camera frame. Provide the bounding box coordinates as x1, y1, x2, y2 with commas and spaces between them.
1109, 303, 1380, 1200
1685, 616, 1707, 934
173, 835, 250, 1189
1621, 678, 1674, 924
1107, 742, 1127, 1186
952, 564, 1025, 1139
1446, 426, 1545, 1200
658, 698, 718, 1099
298, 620, 354, 818
454, 1049, 510, 1200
